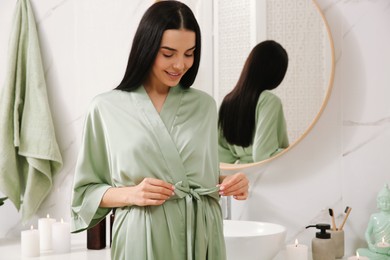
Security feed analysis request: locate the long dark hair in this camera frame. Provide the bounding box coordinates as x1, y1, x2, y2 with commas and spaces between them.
218, 40, 288, 147
115, 1, 201, 91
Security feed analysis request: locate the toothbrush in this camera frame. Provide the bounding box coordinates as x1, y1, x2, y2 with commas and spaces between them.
338, 206, 352, 230
329, 208, 337, 231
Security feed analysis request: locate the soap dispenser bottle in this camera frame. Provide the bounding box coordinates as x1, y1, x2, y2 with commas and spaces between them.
306, 224, 335, 260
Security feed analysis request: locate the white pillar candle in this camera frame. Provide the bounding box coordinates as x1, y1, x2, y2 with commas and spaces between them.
347, 252, 369, 260
52, 218, 71, 254
38, 214, 56, 251
286, 239, 308, 260
21, 225, 40, 257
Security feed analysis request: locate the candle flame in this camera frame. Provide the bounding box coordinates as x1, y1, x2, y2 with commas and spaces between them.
356, 251, 360, 259
30, 225, 33, 230
47, 214, 50, 218
295, 239, 298, 247
61, 218, 64, 224
383, 237, 385, 243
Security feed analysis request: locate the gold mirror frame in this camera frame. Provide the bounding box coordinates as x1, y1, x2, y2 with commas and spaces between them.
219, 0, 335, 171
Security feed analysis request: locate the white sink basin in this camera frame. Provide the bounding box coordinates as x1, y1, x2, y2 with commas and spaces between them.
223, 220, 286, 260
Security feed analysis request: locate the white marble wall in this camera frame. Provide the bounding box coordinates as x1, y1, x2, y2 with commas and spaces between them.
226, 0, 390, 258
1, 0, 390, 259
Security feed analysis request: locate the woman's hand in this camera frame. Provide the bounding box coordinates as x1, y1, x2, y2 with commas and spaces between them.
218, 173, 249, 200
129, 178, 175, 206
100, 178, 175, 208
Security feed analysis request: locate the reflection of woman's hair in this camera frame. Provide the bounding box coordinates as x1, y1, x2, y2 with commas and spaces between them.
219, 40, 288, 147
115, 1, 201, 92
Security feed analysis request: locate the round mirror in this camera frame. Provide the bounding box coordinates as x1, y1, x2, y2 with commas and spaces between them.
216, 0, 335, 170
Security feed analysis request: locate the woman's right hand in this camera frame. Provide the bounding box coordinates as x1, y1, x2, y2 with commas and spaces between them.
129, 178, 175, 206
100, 178, 175, 208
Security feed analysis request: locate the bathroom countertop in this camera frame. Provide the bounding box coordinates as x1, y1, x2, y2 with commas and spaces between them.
0, 238, 111, 260
0, 238, 352, 260
275, 249, 349, 260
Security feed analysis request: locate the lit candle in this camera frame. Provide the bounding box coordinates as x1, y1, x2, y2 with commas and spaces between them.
347, 251, 369, 260
38, 214, 56, 251
21, 225, 40, 257
52, 218, 71, 253
286, 239, 308, 260
376, 237, 390, 248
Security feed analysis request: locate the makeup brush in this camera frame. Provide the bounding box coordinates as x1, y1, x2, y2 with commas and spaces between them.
338, 206, 352, 230
329, 208, 337, 231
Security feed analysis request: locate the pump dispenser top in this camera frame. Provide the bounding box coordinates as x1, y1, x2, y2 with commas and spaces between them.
306, 224, 335, 260
306, 224, 331, 239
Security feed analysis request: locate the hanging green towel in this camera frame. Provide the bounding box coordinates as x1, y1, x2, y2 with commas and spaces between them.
0, 0, 63, 222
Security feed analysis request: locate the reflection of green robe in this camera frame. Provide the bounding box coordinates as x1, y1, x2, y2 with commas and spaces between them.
218, 90, 289, 164
71, 86, 226, 260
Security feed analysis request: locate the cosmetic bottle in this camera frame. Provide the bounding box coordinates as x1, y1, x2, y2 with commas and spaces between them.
306, 224, 335, 260
87, 217, 106, 249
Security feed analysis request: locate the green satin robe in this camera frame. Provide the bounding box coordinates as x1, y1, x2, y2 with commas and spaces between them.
71, 86, 226, 260
218, 90, 289, 164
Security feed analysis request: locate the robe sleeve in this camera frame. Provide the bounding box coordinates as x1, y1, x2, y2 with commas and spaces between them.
252, 92, 289, 162
218, 129, 238, 164
71, 101, 113, 233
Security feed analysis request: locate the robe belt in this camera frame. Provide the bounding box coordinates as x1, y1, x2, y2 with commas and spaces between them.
117, 181, 220, 260
169, 181, 220, 260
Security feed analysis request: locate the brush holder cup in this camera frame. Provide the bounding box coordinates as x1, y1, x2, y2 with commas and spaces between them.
329, 230, 344, 258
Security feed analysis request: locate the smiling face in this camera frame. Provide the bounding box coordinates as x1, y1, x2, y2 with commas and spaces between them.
146, 29, 196, 90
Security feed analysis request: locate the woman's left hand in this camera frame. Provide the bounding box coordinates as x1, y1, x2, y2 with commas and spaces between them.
218, 173, 249, 200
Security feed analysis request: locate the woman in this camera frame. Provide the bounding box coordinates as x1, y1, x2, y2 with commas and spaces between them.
71, 1, 248, 259
218, 40, 289, 164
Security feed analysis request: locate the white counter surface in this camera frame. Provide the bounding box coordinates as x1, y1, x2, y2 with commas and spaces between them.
0, 238, 353, 260
0, 238, 111, 260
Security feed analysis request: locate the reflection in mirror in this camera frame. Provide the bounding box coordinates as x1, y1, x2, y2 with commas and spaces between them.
218, 40, 290, 164
214, 0, 334, 169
